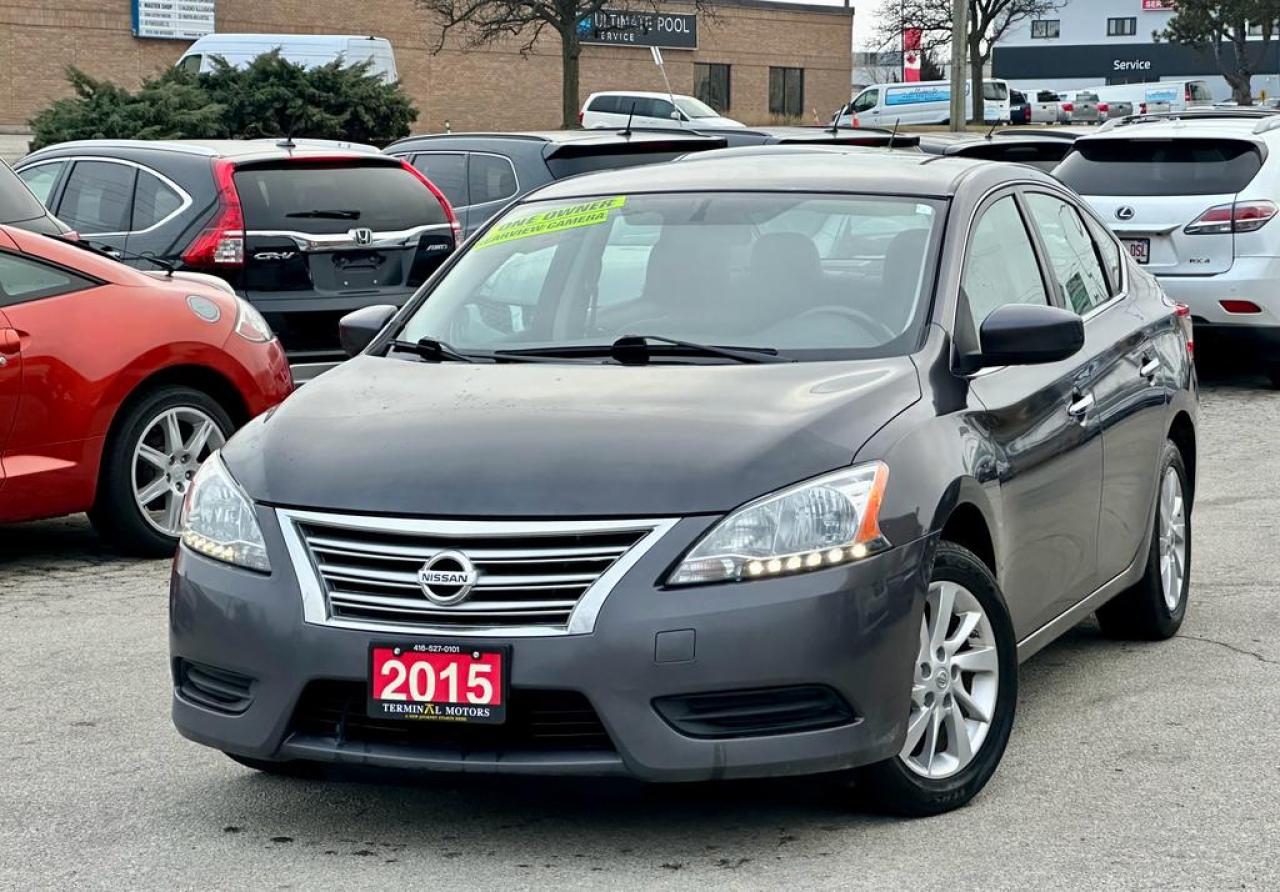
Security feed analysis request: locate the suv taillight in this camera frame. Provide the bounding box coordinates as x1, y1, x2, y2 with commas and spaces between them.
1184, 200, 1278, 235
399, 159, 462, 242
1098, 102, 1109, 114
578, 110, 585, 125
1062, 102, 1073, 113
182, 159, 244, 267
1174, 302, 1193, 358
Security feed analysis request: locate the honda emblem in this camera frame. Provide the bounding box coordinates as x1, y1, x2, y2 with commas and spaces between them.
351, 227, 374, 246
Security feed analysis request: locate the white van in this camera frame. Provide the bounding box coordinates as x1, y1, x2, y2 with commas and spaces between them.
1096, 80, 1214, 115
176, 34, 398, 83
836, 79, 1011, 127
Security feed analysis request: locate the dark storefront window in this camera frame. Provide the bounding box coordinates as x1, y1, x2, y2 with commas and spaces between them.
694, 63, 731, 113
769, 67, 804, 118
1031, 20, 1060, 39
1107, 17, 1137, 37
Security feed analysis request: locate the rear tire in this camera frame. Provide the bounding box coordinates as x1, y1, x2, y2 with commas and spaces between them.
1096, 441, 1190, 640
1267, 363, 1280, 390
856, 541, 1018, 817
90, 385, 233, 557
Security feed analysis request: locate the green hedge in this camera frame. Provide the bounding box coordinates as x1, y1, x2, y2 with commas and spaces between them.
29, 52, 418, 151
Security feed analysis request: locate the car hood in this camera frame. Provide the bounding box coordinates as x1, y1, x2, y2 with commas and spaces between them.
222, 354, 921, 517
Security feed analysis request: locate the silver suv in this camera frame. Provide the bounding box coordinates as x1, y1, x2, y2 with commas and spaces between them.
1056, 109, 1280, 385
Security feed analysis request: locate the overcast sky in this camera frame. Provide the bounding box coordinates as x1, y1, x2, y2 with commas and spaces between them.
765, 0, 882, 48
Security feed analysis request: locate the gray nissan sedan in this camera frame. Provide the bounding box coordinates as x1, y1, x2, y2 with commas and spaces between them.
171, 151, 1197, 815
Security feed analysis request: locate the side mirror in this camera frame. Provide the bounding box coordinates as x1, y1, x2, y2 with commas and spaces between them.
670, 111, 682, 120
339, 304, 397, 357
977, 303, 1083, 367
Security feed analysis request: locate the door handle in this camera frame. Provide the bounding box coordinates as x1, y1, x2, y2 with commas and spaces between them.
1067, 391, 1094, 421
0, 329, 20, 356
1139, 356, 1160, 379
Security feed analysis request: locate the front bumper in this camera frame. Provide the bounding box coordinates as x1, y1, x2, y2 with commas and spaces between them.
170, 512, 931, 782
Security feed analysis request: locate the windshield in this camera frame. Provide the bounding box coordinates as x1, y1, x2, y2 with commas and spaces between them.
397, 192, 942, 359
676, 97, 720, 118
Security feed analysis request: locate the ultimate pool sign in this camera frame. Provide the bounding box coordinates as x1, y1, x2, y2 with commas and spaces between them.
578, 9, 698, 49
131, 0, 215, 39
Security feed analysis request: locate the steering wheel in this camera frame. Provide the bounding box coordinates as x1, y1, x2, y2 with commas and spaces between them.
792, 305, 899, 342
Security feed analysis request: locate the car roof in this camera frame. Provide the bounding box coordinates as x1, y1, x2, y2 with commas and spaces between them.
526, 150, 1031, 201
1082, 114, 1280, 143
388, 129, 722, 148
588, 90, 696, 100
22, 138, 384, 164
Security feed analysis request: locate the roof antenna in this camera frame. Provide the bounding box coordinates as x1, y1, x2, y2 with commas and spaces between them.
621, 101, 636, 137
889, 117, 901, 149
277, 129, 296, 152
985, 120, 997, 140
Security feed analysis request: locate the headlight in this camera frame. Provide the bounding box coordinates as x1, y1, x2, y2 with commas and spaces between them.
667, 462, 890, 586
179, 452, 271, 572
233, 297, 273, 343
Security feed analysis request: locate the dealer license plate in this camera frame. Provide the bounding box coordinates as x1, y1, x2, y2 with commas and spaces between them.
368, 643, 507, 724
1122, 238, 1150, 265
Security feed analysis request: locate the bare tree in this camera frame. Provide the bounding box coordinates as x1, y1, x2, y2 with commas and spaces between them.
874, 0, 1063, 123
1161, 0, 1280, 105
415, 0, 713, 129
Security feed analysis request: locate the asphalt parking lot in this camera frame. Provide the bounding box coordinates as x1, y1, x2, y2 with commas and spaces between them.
2, 363, 1278, 890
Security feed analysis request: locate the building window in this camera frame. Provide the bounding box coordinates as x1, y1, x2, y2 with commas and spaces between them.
1030, 20, 1060, 39
694, 63, 731, 113
768, 67, 804, 117
1107, 17, 1137, 37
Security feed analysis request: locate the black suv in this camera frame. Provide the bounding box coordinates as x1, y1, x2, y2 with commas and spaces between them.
383, 130, 726, 237
15, 139, 458, 360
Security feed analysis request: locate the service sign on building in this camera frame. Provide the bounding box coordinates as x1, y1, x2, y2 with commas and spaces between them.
131, 0, 216, 40
578, 9, 698, 50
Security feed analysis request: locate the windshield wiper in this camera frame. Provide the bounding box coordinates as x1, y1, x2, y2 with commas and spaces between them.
285, 209, 362, 220
495, 335, 791, 365
388, 337, 479, 363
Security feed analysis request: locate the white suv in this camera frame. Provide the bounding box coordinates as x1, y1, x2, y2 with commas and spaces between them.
580, 91, 745, 130
1056, 109, 1280, 385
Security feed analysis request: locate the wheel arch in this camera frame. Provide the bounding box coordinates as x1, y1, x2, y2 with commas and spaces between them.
1167, 410, 1196, 503
929, 477, 999, 580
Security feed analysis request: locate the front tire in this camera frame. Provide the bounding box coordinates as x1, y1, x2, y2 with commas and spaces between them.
857, 541, 1018, 816
90, 385, 232, 557
1096, 441, 1190, 640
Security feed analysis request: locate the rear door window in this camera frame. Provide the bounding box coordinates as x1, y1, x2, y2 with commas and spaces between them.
1025, 193, 1112, 315
962, 195, 1049, 326
132, 170, 185, 231
468, 154, 518, 206
1055, 138, 1263, 196
8, 162, 61, 215
57, 160, 136, 233
411, 153, 468, 208
234, 163, 447, 233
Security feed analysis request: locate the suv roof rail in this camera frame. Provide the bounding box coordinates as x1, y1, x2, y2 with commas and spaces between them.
1099, 107, 1280, 132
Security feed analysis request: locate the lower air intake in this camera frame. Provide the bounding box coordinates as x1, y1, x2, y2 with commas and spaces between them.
653, 685, 856, 739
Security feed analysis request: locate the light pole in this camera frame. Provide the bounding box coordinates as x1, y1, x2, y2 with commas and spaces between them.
949, 0, 968, 131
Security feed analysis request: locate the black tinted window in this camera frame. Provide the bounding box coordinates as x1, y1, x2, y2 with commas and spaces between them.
234, 163, 446, 234
468, 154, 518, 205
59, 160, 135, 233
132, 170, 184, 230
411, 153, 468, 208
547, 149, 688, 179
590, 95, 622, 114
0, 162, 51, 222
0, 251, 95, 306
1056, 139, 1263, 196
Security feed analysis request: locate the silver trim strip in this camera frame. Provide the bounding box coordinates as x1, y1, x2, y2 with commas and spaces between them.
276, 508, 679, 638
394, 150, 522, 211
17, 156, 194, 237
245, 223, 452, 252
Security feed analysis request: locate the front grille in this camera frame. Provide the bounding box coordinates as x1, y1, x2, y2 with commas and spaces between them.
652, 686, 856, 739
176, 659, 255, 715
289, 681, 614, 752
281, 511, 667, 632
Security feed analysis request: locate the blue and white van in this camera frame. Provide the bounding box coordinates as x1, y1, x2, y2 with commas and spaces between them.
176, 34, 399, 83
837, 79, 1011, 127
1094, 80, 1214, 115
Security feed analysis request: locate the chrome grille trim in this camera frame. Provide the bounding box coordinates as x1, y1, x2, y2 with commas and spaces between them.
277, 509, 678, 637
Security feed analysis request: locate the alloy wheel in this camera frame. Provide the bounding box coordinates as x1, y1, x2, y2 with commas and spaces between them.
1158, 465, 1188, 612
900, 580, 1000, 780
131, 407, 225, 536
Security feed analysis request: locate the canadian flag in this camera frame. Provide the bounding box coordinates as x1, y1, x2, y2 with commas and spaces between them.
903, 29, 922, 82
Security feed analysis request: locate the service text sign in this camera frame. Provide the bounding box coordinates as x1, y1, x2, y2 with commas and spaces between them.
132, 0, 216, 40
578, 10, 698, 50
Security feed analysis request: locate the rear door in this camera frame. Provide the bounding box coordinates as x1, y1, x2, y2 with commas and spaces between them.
50, 159, 137, 256
234, 159, 455, 354
1056, 136, 1262, 275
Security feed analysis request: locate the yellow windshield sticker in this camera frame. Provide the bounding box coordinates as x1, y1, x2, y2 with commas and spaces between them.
475, 197, 626, 249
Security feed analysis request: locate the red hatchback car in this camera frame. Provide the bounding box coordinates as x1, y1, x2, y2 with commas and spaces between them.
0, 224, 292, 554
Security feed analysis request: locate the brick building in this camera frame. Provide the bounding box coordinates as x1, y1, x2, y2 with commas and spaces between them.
0, 0, 854, 133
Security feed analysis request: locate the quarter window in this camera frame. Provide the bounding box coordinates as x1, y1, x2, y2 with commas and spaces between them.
1031, 19, 1060, 39
769, 67, 805, 117
132, 170, 184, 231
15, 161, 64, 206
58, 160, 136, 233
694, 63, 731, 113
1107, 17, 1137, 37
468, 154, 518, 206
0, 251, 96, 307
962, 196, 1049, 327
1026, 193, 1112, 315
411, 153, 468, 209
